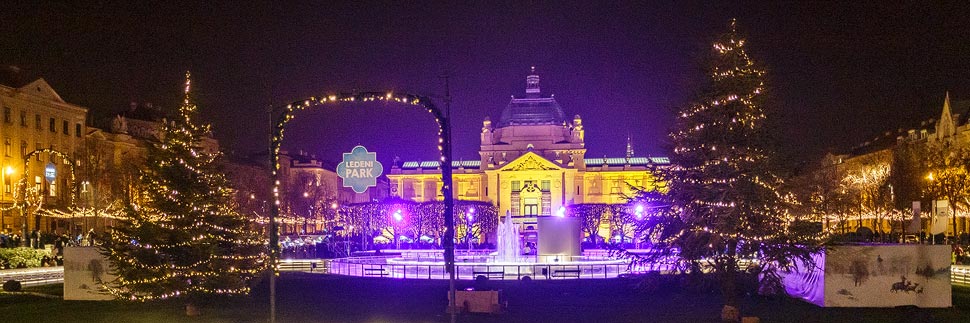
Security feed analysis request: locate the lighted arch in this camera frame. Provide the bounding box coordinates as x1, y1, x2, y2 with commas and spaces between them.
21, 148, 78, 207
268, 91, 457, 266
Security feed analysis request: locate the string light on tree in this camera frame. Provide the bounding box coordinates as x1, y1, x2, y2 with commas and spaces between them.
100, 72, 266, 303
621, 20, 822, 319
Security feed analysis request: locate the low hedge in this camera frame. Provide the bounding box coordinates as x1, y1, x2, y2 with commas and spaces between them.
0, 247, 52, 269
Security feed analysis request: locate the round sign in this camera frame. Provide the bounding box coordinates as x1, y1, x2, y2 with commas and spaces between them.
336, 146, 384, 193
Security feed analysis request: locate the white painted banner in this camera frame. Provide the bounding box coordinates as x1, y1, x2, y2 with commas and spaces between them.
931, 200, 950, 235
63, 246, 115, 300
782, 245, 951, 308
907, 201, 921, 234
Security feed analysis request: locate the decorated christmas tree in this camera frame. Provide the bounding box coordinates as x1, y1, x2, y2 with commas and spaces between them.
629, 20, 819, 320
100, 73, 265, 305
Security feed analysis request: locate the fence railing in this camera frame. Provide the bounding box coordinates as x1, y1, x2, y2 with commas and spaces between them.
952, 265, 970, 285
326, 257, 629, 280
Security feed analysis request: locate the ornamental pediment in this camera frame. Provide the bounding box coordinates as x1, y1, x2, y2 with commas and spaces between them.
19, 79, 66, 103
499, 152, 560, 171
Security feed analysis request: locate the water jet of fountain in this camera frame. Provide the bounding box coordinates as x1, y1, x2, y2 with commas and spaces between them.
495, 210, 520, 262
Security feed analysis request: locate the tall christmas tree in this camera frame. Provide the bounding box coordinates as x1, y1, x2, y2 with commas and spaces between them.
632, 20, 819, 320
101, 72, 265, 304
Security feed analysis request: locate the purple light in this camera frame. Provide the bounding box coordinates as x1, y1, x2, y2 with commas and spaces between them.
393, 209, 403, 222
556, 206, 566, 217
635, 204, 644, 220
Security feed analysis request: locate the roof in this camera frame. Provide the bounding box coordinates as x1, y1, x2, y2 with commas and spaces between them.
848, 99, 970, 156
496, 69, 567, 128
497, 96, 567, 127
399, 160, 482, 170
584, 157, 670, 167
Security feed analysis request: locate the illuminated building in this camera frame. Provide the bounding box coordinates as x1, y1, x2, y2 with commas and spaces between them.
388, 68, 667, 241
0, 78, 87, 234
825, 93, 970, 238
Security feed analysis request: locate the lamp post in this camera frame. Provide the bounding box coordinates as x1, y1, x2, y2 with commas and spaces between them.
346, 224, 353, 257
0, 166, 11, 232
466, 207, 475, 252
329, 202, 338, 235
634, 204, 644, 249
392, 208, 403, 249
927, 172, 938, 244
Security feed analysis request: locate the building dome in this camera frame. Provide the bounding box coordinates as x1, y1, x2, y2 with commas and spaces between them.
496, 67, 567, 128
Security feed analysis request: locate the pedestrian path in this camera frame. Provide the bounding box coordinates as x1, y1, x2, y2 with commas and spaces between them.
4, 264, 970, 287
0, 266, 64, 287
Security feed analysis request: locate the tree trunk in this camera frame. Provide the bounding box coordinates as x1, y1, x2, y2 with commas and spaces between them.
721, 238, 740, 322
185, 302, 200, 316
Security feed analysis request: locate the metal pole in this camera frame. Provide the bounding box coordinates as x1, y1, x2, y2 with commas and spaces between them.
440, 73, 458, 321
268, 106, 279, 323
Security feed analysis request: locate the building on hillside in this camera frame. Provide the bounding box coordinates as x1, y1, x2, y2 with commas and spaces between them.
0, 78, 87, 235
823, 93, 970, 238
387, 68, 668, 243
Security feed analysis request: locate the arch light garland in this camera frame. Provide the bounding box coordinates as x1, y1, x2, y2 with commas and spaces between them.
267, 91, 457, 300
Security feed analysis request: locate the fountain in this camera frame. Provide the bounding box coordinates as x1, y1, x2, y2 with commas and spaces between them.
326, 211, 634, 280
495, 210, 520, 263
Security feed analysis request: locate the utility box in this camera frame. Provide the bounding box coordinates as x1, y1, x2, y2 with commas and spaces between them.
451, 290, 503, 313
537, 216, 582, 262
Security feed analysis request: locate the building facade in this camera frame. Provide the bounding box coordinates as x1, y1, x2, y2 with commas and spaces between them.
276, 150, 389, 234
388, 69, 667, 240
823, 93, 970, 238
0, 79, 87, 235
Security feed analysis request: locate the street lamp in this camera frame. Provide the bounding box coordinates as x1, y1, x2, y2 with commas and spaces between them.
634, 204, 644, 249
466, 207, 475, 252
0, 165, 12, 231
392, 208, 403, 249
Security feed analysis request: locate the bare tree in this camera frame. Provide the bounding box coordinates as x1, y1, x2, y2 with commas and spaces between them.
566, 203, 610, 244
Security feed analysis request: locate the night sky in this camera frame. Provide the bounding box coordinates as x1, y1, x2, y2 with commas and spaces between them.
3, 2, 970, 169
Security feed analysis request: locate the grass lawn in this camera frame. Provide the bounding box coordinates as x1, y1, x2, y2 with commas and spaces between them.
2, 273, 970, 322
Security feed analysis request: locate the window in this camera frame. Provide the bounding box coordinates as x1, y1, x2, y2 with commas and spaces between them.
541, 180, 550, 192
3, 138, 9, 157
20, 111, 26, 127
523, 198, 539, 215
512, 180, 521, 192
35, 142, 41, 161
62, 120, 68, 135
20, 141, 26, 157
35, 114, 40, 130
3, 172, 10, 194
49, 118, 55, 132
75, 123, 82, 137
3, 107, 10, 124
34, 175, 41, 191
49, 179, 56, 197
49, 144, 54, 162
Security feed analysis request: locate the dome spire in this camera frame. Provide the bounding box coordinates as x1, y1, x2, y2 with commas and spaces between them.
526, 66, 540, 97
626, 134, 635, 159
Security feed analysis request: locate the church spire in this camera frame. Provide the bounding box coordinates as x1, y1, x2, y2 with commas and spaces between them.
625, 134, 635, 159
938, 91, 956, 139
526, 66, 540, 97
